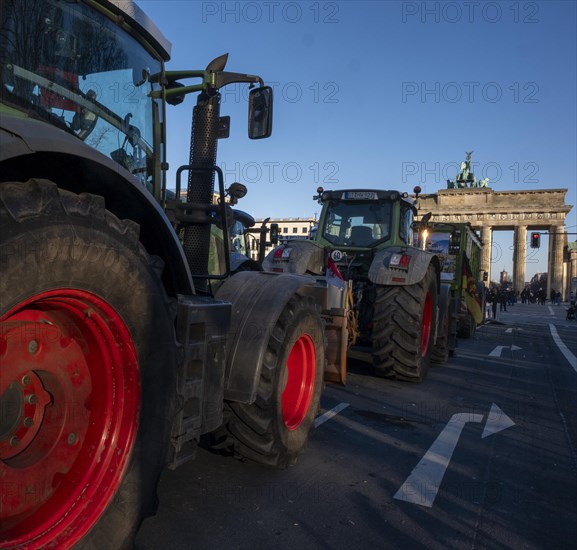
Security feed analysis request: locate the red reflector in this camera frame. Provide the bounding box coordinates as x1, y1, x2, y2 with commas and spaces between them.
399, 254, 411, 268
392, 277, 406, 282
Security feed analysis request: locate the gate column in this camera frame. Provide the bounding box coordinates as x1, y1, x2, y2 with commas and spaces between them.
513, 225, 527, 293
548, 226, 565, 300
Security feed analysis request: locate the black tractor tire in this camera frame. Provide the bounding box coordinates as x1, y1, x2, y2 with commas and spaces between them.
431, 301, 450, 364
0, 180, 177, 549
372, 264, 438, 382
210, 294, 325, 469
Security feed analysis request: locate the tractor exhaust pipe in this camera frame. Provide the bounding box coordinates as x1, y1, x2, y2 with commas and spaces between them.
182, 90, 220, 293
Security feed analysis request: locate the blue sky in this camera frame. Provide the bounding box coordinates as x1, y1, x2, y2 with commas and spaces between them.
137, 0, 576, 282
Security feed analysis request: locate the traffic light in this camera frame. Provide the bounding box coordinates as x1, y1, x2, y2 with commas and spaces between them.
530, 232, 540, 248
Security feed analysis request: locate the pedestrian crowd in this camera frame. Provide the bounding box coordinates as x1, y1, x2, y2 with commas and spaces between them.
484, 288, 576, 320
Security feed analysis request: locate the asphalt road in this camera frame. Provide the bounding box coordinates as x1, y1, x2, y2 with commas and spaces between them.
136, 302, 577, 550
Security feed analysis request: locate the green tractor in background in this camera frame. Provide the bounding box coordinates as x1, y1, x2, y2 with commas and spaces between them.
263, 187, 449, 383
413, 219, 487, 344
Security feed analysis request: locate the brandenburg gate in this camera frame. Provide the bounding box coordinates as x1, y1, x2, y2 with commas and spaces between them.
416, 186, 574, 298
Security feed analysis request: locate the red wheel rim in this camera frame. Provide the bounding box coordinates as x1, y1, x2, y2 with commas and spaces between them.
0, 290, 139, 549
421, 291, 433, 356
281, 334, 316, 431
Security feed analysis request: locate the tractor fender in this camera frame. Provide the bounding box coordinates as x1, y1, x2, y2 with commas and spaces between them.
262, 240, 325, 276
0, 116, 193, 295
368, 246, 441, 287
215, 271, 325, 403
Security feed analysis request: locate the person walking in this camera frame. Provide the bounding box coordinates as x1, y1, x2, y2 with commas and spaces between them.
499, 289, 507, 312
485, 289, 494, 319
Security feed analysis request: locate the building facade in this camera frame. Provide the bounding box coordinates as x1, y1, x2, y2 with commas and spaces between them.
247, 217, 317, 260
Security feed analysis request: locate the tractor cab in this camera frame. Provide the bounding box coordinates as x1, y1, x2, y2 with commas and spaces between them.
316, 189, 415, 248
313, 188, 415, 279
0, 0, 167, 193
0, 0, 272, 212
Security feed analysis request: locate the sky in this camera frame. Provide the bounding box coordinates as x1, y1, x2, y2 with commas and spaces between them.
137, 0, 576, 282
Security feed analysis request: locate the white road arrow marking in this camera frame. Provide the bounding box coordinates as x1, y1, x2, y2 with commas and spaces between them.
489, 346, 505, 357
489, 344, 522, 357
315, 402, 349, 427
394, 412, 483, 507
395, 404, 515, 507
482, 403, 516, 438
505, 328, 524, 333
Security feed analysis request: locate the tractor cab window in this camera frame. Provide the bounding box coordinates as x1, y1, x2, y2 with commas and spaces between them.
0, 0, 162, 190
399, 204, 414, 245
322, 200, 392, 247
424, 232, 456, 281
230, 219, 249, 257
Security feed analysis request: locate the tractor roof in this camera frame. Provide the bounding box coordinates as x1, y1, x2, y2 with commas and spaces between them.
319, 189, 411, 203
233, 209, 256, 228
105, 0, 172, 60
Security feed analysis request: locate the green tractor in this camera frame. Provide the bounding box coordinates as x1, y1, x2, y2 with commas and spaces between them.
413, 219, 486, 343
0, 1, 329, 547
263, 187, 449, 382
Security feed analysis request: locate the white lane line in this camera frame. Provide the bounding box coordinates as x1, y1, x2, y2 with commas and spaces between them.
548, 306, 555, 316
315, 402, 350, 427
549, 323, 577, 373
394, 412, 484, 507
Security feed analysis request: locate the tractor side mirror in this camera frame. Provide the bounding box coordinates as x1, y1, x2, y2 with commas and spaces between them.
269, 223, 279, 245
248, 86, 273, 139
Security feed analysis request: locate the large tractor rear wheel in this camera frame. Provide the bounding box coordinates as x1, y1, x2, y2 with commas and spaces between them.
213, 295, 325, 469
0, 180, 176, 549
372, 264, 438, 382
